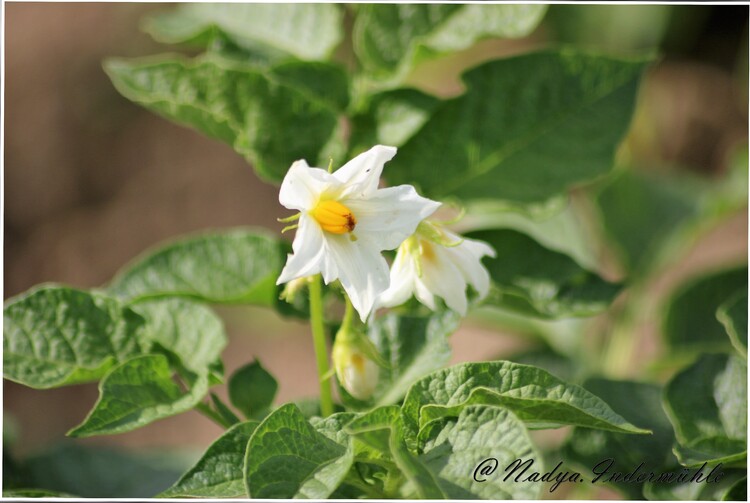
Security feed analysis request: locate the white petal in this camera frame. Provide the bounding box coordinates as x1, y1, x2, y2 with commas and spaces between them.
325, 234, 390, 321
276, 215, 326, 284
420, 246, 469, 315
334, 145, 397, 198
343, 185, 440, 250
279, 160, 337, 211
377, 246, 418, 309
444, 237, 495, 299
413, 277, 438, 311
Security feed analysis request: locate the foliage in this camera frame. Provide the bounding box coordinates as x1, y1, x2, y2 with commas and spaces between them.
4, 3, 747, 500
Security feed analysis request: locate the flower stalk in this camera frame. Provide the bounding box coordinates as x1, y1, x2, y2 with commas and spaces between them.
309, 274, 334, 417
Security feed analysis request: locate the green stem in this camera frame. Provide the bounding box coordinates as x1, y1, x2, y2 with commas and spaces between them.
195, 402, 232, 429
310, 275, 334, 417
338, 294, 356, 342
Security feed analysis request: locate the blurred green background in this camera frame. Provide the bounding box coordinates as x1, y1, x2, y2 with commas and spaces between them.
4, 3, 748, 498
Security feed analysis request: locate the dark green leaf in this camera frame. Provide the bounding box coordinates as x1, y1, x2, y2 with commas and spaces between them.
368, 311, 459, 406
160, 421, 259, 498
420, 405, 542, 499
104, 56, 344, 182
724, 476, 747, 501
143, 3, 343, 61
354, 4, 546, 83
3, 286, 147, 389
68, 354, 209, 437
19, 443, 189, 498
562, 379, 676, 498
229, 360, 278, 420
717, 291, 748, 360
663, 267, 747, 351
387, 51, 649, 205
402, 361, 650, 434
132, 298, 227, 378
663, 354, 747, 466
244, 404, 353, 498
108, 229, 284, 305
468, 229, 622, 318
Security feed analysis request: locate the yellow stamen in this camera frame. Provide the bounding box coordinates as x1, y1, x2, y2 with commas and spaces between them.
310, 200, 357, 234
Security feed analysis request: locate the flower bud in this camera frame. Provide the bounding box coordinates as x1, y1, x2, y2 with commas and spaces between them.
332, 335, 380, 400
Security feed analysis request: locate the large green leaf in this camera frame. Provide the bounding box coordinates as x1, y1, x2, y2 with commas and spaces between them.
3, 286, 147, 389
367, 311, 459, 406
354, 4, 546, 83
143, 3, 343, 61
717, 291, 748, 360
562, 379, 676, 498
104, 56, 344, 182
663, 267, 747, 351
402, 361, 650, 434
643, 467, 747, 501
468, 229, 622, 318
244, 404, 353, 498
108, 229, 284, 305
228, 360, 278, 420
420, 405, 542, 499
68, 354, 209, 437
132, 298, 226, 377
386, 51, 649, 206
663, 354, 747, 467
160, 421, 259, 498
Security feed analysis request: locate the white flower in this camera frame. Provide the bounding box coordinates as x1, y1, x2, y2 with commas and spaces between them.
377, 221, 496, 316
276, 145, 440, 321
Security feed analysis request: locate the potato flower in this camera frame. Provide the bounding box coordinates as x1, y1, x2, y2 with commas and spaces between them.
378, 220, 496, 315
276, 145, 440, 321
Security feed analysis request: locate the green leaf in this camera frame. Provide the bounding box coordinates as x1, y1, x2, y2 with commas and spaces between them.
104, 56, 343, 183
3, 286, 147, 389
663, 267, 747, 351
143, 3, 343, 61
354, 4, 546, 83
643, 467, 747, 501
244, 404, 353, 498
386, 51, 649, 206
3, 489, 77, 498
468, 229, 622, 318
132, 298, 227, 378
420, 405, 542, 499
160, 421, 259, 498
18, 443, 190, 498
663, 354, 747, 466
724, 476, 747, 501
402, 361, 650, 434
717, 291, 748, 360
562, 379, 676, 498
349, 88, 441, 153
68, 354, 209, 437
228, 360, 278, 420
367, 311, 458, 406
108, 229, 284, 305
594, 165, 749, 278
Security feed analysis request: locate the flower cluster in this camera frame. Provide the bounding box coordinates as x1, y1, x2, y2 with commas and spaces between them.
276, 145, 495, 399
277, 145, 495, 320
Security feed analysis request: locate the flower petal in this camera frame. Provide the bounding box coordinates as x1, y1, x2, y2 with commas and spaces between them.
276, 215, 326, 284
334, 145, 397, 198
279, 160, 336, 211
444, 238, 496, 299
344, 185, 440, 250
421, 246, 469, 315
377, 245, 418, 309
325, 234, 390, 321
